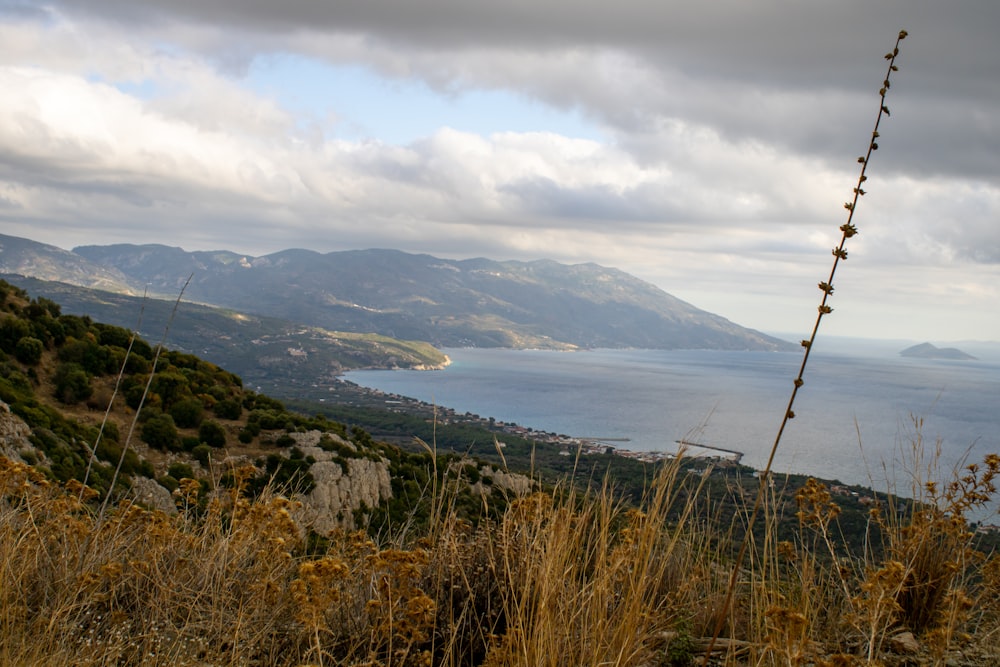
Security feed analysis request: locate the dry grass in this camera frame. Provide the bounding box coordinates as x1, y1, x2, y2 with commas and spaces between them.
3, 438, 999, 667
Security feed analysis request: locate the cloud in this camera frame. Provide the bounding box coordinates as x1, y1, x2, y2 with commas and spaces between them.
43, 1, 1000, 177
0, 1, 998, 340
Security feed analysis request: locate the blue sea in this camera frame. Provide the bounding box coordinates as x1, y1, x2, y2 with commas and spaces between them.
344, 340, 1000, 503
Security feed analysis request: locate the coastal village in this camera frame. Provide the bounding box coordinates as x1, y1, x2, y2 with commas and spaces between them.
327, 378, 746, 466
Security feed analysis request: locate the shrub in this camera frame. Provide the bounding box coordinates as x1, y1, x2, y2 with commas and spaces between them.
58, 337, 112, 375
198, 419, 227, 448
214, 397, 242, 420
94, 439, 143, 475
56, 314, 90, 340
170, 398, 205, 429
102, 420, 120, 443
14, 336, 44, 365
141, 412, 179, 451
52, 362, 92, 404
157, 474, 179, 493
167, 461, 195, 481
93, 322, 132, 348
181, 436, 202, 451
0, 315, 30, 353
151, 370, 191, 408
192, 444, 213, 467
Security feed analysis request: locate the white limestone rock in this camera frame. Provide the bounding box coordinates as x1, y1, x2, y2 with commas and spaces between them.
286, 431, 392, 533
0, 399, 36, 464
130, 476, 178, 515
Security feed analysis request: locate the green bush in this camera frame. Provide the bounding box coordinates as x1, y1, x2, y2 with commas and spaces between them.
58, 337, 113, 375
248, 408, 292, 431
53, 362, 92, 404
150, 370, 191, 408
213, 397, 242, 420
191, 444, 213, 467
56, 314, 90, 340
138, 459, 156, 478
93, 322, 132, 349
247, 451, 315, 496
180, 436, 201, 451
141, 413, 179, 451
170, 398, 204, 429
94, 439, 143, 476
167, 462, 195, 481
157, 475, 179, 493
14, 336, 44, 365
101, 420, 120, 443
0, 316, 31, 354
198, 419, 227, 448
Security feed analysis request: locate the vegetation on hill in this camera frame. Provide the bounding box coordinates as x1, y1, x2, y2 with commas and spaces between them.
2, 273, 1000, 666
1, 274, 450, 383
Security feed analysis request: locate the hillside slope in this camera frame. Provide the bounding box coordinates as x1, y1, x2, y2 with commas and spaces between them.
0, 275, 450, 387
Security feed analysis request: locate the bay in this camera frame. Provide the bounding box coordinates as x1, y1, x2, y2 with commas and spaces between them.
344, 342, 1000, 499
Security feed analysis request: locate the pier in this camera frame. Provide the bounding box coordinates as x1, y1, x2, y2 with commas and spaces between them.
675, 440, 744, 463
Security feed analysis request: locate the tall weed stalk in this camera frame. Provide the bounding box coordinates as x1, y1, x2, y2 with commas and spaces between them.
703, 29, 910, 664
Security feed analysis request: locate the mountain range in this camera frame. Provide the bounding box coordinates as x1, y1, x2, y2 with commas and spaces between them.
0, 233, 790, 361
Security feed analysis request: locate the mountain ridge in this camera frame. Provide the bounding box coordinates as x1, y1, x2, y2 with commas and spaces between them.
2, 233, 792, 352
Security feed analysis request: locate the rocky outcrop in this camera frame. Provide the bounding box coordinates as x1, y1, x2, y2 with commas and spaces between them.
130, 476, 178, 515
455, 459, 533, 497
287, 431, 393, 534
480, 468, 533, 496
0, 399, 35, 464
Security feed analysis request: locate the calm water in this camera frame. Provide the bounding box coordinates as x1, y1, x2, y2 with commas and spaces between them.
344, 343, 1000, 494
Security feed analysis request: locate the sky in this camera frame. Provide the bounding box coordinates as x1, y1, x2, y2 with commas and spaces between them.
1, 1, 998, 343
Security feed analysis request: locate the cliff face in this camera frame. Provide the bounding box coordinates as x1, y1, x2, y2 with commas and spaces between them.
0, 400, 33, 464
0, 403, 394, 530
288, 431, 393, 533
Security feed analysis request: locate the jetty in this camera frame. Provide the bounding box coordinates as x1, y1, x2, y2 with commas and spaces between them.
675, 440, 743, 463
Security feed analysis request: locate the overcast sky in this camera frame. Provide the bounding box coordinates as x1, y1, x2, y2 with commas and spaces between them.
1, 1, 998, 343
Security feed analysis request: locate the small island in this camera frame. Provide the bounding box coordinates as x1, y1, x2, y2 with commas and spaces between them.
900, 342, 977, 360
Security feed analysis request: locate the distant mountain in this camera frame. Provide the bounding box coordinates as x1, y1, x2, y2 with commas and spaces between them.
900, 342, 977, 361
0, 234, 134, 293
0, 233, 791, 351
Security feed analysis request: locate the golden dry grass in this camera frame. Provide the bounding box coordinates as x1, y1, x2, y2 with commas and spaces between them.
2, 442, 999, 667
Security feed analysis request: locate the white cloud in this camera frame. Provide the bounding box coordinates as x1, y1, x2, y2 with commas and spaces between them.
0, 2, 997, 341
